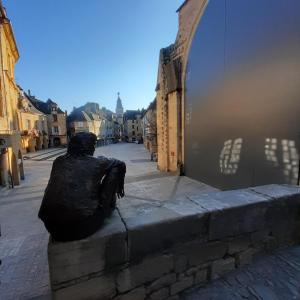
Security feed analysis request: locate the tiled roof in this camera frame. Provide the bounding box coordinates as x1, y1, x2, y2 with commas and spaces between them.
124, 110, 142, 120
67, 110, 87, 122
26, 93, 64, 114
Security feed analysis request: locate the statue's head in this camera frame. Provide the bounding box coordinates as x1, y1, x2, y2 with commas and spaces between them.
67, 132, 97, 156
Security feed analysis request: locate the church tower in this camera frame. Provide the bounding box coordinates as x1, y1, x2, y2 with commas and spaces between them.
116, 92, 124, 116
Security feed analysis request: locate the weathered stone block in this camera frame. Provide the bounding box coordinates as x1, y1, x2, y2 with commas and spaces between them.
148, 287, 170, 300
251, 229, 270, 246
166, 296, 180, 300
174, 255, 188, 273
250, 184, 300, 201
236, 248, 254, 266
185, 266, 198, 276
48, 211, 127, 288
209, 198, 267, 240
211, 257, 235, 280
228, 236, 251, 254
195, 269, 208, 285
147, 273, 176, 293
264, 236, 278, 251
123, 204, 209, 260
114, 287, 146, 300
176, 240, 227, 266
117, 254, 173, 293
53, 275, 116, 300
170, 276, 194, 295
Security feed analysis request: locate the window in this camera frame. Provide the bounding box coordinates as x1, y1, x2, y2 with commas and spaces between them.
137, 126, 138, 131
132, 125, 134, 129
132, 131, 135, 135
53, 114, 58, 122
53, 126, 59, 134
78, 121, 83, 127
52, 106, 57, 112
26, 119, 31, 129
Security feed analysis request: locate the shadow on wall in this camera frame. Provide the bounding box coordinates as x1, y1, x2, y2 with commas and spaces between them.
218, 138, 300, 185
184, 0, 300, 189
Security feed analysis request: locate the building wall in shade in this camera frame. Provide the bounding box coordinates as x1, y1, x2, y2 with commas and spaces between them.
184, 0, 300, 189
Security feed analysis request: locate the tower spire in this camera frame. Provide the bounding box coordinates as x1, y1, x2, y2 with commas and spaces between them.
116, 92, 124, 115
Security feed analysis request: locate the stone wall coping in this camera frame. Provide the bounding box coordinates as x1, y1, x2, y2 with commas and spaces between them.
48, 184, 300, 297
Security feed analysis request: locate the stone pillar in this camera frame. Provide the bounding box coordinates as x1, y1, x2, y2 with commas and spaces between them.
0, 149, 9, 186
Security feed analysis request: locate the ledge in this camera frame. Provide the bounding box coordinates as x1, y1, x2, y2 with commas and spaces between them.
48, 183, 300, 299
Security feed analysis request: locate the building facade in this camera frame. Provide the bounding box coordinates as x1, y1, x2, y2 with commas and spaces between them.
27, 93, 67, 147
142, 99, 157, 160
67, 102, 120, 145
123, 110, 143, 143
0, 3, 24, 186
156, 0, 206, 173
18, 88, 48, 152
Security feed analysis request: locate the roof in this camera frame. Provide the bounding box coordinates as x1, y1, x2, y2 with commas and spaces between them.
26, 93, 64, 114
124, 110, 143, 120
0, 2, 20, 60
67, 110, 89, 123
157, 44, 182, 94
142, 98, 157, 117
176, 0, 188, 12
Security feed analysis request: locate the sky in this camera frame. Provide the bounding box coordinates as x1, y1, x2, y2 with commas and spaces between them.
3, 0, 183, 113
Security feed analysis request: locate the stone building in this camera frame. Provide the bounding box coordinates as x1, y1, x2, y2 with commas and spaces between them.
67, 110, 93, 136
18, 88, 48, 153
0, 2, 24, 186
27, 93, 68, 147
123, 110, 143, 143
156, 0, 206, 173
68, 102, 120, 144
142, 98, 157, 160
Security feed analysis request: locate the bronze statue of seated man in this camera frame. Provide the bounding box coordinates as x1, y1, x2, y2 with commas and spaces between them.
38, 132, 126, 242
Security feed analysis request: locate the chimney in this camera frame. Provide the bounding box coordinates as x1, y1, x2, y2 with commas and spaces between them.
28, 89, 31, 96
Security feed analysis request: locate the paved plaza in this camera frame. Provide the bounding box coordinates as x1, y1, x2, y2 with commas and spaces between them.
0, 143, 300, 299
0, 143, 214, 300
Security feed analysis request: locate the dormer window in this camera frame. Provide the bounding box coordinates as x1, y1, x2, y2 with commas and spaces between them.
52, 106, 57, 112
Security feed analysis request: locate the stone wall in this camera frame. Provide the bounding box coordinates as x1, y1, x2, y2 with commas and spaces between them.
48, 184, 300, 300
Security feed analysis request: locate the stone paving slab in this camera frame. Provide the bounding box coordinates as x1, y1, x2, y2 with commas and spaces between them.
183, 245, 300, 300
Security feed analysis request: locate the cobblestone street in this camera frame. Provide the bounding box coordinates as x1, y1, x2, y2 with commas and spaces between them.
184, 245, 300, 300
1, 143, 300, 300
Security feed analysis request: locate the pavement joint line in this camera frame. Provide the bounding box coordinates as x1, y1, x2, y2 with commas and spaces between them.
23, 148, 65, 159
36, 150, 67, 161
0, 195, 43, 206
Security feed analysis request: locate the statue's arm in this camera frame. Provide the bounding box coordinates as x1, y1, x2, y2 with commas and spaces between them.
97, 157, 126, 214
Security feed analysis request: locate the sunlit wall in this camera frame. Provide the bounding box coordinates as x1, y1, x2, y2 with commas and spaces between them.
184, 0, 300, 189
